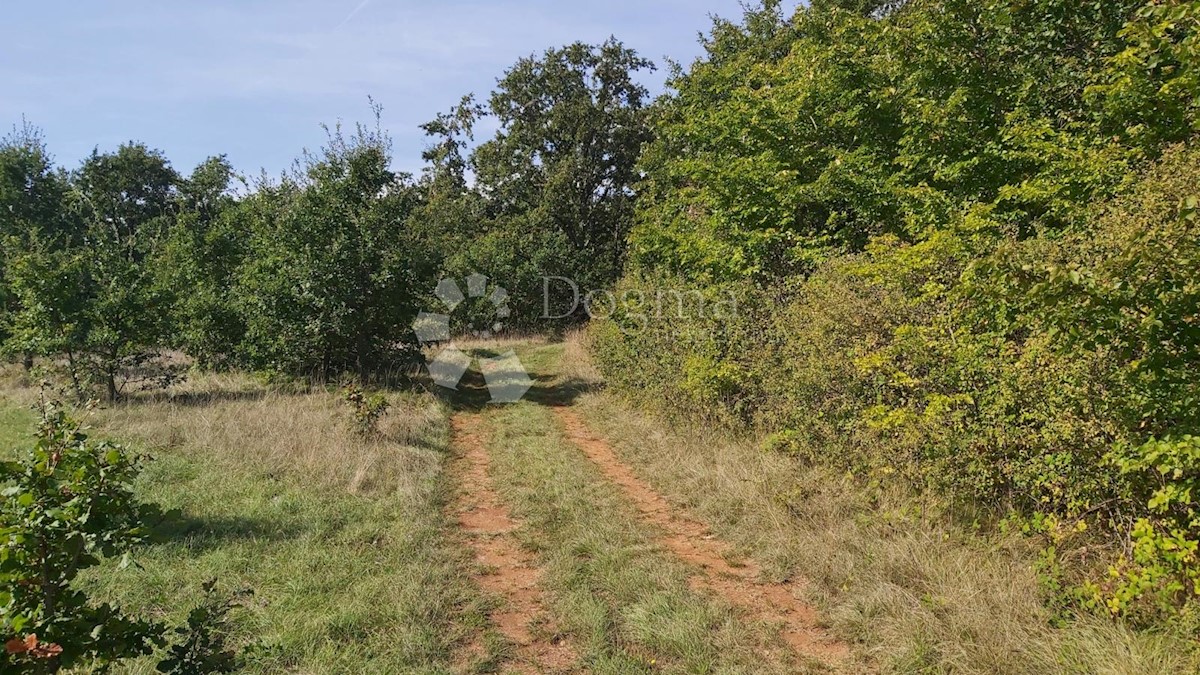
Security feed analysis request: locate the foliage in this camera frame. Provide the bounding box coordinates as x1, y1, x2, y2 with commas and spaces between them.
4, 142, 181, 400
74, 144, 181, 400
156, 580, 250, 675
597, 1, 1200, 627
629, 0, 1141, 282
158, 157, 248, 371
1089, 436, 1200, 621
0, 122, 71, 367
0, 399, 257, 673
0, 397, 160, 672
1095, 0, 1200, 151
340, 382, 390, 438
423, 40, 655, 328
233, 113, 424, 381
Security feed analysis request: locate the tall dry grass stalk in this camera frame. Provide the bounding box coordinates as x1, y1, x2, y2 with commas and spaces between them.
441, 332, 550, 355
559, 328, 603, 385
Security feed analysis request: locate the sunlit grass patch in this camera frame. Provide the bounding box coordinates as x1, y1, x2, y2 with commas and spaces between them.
1, 371, 494, 674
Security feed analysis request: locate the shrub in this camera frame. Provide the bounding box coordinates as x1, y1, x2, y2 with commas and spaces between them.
233, 117, 424, 382
0, 398, 256, 672
156, 580, 250, 675
340, 383, 390, 438
0, 398, 159, 671
594, 144, 1200, 623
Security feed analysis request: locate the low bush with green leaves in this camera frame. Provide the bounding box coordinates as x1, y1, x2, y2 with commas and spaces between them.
593, 143, 1200, 626
340, 383, 391, 438
0, 398, 158, 672
0, 398, 251, 672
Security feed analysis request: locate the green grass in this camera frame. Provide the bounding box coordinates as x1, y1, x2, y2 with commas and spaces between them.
0, 393, 34, 458
1, 374, 497, 674
473, 346, 818, 674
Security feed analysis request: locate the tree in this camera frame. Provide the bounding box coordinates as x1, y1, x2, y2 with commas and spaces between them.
454, 39, 654, 316
7, 142, 179, 400
73, 144, 180, 399
159, 157, 247, 370
0, 122, 71, 368
627, 0, 1143, 282
235, 116, 424, 381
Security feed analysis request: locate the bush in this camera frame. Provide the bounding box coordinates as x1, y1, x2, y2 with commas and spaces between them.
0, 398, 255, 672
0, 398, 159, 671
232, 118, 424, 382
340, 383, 390, 438
593, 144, 1200, 623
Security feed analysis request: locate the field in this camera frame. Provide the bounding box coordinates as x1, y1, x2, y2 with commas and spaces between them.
0, 337, 1193, 674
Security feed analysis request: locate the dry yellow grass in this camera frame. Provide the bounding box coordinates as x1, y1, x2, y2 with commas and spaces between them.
441, 332, 551, 355
60, 372, 443, 495
558, 328, 604, 385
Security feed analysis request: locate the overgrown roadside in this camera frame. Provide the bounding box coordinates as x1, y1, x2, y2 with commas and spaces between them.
543, 336, 1196, 673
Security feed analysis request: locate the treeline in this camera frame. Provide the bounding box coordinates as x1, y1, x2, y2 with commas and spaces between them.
0, 39, 652, 398
592, 0, 1200, 628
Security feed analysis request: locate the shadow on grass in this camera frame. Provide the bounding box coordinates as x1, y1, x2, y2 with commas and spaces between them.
437, 366, 603, 413
143, 503, 305, 553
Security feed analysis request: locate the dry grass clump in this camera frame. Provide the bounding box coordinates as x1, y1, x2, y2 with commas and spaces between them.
440, 332, 550, 355
559, 328, 604, 386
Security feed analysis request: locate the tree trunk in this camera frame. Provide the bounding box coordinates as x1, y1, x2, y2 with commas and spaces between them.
65, 350, 85, 403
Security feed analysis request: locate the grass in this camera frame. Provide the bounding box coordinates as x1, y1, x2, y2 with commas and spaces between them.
549, 333, 1200, 674
0, 370, 497, 674
478, 398, 815, 674
2, 335, 1196, 673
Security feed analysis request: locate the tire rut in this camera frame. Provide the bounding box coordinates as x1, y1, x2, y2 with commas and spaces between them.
450, 413, 574, 674
552, 406, 851, 667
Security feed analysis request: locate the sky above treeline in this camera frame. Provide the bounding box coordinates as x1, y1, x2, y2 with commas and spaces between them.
1, 0, 759, 178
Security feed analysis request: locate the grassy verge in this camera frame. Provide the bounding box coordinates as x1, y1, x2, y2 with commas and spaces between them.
474, 352, 826, 674
0, 372, 495, 674
549, 336, 1199, 674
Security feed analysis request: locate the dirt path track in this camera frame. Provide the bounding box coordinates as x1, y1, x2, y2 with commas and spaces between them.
450, 413, 574, 674
553, 406, 850, 666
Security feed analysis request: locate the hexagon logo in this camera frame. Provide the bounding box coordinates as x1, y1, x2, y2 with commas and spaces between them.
413, 275, 532, 403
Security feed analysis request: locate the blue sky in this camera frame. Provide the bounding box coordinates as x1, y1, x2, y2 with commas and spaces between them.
1, 1, 759, 178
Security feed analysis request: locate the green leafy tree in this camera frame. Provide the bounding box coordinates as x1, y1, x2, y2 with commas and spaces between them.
235, 115, 424, 381
629, 0, 1142, 282
1095, 0, 1200, 152
0, 123, 72, 369
73, 143, 180, 399
159, 156, 248, 370
423, 40, 654, 327
471, 39, 654, 289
